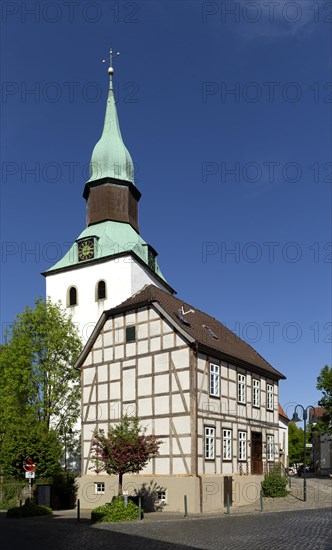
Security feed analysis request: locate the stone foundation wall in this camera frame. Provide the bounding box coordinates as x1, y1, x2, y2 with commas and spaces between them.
77, 474, 263, 513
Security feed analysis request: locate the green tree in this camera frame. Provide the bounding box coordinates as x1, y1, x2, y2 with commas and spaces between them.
92, 416, 162, 495
316, 365, 332, 433
0, 422, 62, 479
288, 422, 310, 464
0, 298, 82, 478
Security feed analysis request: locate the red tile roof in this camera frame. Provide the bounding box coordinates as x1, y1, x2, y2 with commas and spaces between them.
278, 404, 289, 420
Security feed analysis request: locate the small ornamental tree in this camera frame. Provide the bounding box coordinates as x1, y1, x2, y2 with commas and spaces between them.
91, 416, 162, 495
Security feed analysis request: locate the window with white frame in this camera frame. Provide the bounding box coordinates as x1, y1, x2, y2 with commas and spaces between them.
95, 482, 105, 494
222, 429, 232, 461
205, 426, 215, 460
238, 431, 247, 461
267, 434, 274, 461
209, 363, 220, 397
157, 491, 167, 502
267, 384, 274, 410
252, 379, 260, 408
238, 374, 246, 404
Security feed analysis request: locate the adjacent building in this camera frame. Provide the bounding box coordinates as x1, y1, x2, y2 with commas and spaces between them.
278, 404, 289, 470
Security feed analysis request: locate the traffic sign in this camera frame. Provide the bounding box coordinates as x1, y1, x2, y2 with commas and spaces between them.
23, 460, 36, 472
25, 471, 35, 479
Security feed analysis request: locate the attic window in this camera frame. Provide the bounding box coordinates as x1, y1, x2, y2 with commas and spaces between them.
203, 325, 218, 340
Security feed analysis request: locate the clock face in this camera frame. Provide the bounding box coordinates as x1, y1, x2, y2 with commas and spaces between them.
78, 238, 95, 261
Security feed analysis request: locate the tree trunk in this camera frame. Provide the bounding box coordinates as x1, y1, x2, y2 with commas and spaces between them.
118, 472, 123, 496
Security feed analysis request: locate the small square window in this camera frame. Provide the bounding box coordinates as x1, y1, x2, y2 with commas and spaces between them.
156, 491, 167, 502
95, 482, 105, 495
126, 326, 136, 342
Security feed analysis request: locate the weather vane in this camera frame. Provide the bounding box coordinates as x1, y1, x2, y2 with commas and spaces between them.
102, 48, 120, 76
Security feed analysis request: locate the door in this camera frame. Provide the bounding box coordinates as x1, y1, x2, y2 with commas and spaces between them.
251, 432, 263, 474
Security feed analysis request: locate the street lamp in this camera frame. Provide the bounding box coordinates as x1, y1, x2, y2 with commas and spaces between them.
291, 404, 318, 502
60, 426, 73, 472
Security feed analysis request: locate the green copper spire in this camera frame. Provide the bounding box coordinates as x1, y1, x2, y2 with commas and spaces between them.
87, 50, 135, 184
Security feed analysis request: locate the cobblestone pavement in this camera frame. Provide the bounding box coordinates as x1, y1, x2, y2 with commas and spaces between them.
1, 508, 331, 550
1, 476, 331, 550
95, 508, 332, 549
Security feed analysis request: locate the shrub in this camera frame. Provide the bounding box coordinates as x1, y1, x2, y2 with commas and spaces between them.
0, 480, 26, 509
7, 499, 52, 518
261, 466, 288, 497
91, 497, 143, 522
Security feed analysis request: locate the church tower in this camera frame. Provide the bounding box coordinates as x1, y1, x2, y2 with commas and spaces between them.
44, 51, 174, 340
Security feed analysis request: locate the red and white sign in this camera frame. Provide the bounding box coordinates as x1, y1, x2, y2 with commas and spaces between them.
23, 460, 36, 472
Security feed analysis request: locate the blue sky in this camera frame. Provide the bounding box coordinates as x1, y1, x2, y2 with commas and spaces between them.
1, 1, 331, 416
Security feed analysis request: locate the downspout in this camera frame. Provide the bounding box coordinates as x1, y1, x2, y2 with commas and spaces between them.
194, 342, 203, 513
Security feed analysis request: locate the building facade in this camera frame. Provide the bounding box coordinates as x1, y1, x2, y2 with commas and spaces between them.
75, 285, 285, 512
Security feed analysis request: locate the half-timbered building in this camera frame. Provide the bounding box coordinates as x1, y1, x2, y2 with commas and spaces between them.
75, 284, 286, 512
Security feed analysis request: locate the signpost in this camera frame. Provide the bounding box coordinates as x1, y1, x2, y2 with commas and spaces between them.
23, 460, 36, 499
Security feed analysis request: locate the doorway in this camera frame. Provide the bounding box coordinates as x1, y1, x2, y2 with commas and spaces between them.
251, 432, 263, 474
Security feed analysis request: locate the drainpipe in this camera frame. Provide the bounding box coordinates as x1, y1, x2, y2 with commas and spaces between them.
194, 343, 203, 513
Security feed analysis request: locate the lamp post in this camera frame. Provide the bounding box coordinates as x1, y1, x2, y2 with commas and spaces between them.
291, 405, 318, 502
60, 426, 73, 472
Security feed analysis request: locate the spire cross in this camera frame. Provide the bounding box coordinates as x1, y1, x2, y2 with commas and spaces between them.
103, 48, 120, 76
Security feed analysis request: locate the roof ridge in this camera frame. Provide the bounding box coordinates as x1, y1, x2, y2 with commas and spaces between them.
110, 284, 285, 380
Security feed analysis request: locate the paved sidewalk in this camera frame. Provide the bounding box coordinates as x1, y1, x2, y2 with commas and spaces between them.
53, 475, 331, 523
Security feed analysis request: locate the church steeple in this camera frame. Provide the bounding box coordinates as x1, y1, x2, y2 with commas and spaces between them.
83, 50, 140, 232
44, 49, 174, 335
87, 51, 134, 184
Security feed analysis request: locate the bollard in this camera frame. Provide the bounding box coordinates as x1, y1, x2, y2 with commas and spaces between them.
19, 500, 23, 518
184, 495, 188, 518
77, 498, 80, 522
138, 497, 142, 521
124, 495, 128, 507
226, 493, 230, 514
260, 490, 264, 512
